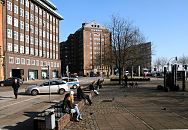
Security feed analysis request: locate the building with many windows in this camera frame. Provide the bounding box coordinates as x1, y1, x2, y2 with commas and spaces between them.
0, 0, 63, 81
60, 21, 111, 76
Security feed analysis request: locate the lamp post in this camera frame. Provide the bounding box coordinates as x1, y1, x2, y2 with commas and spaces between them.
167, 56, 177, 72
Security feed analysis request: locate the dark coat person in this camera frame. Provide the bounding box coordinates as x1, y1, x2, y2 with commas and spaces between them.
12, 78, 20, 99
124, 75, 128, 87
77, 86, 92, 105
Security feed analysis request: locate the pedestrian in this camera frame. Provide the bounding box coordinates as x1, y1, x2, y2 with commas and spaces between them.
12, 78, 20, 99
124, 74, 128, 87
77, 86, 92, 105
62, 91, 82, 122
89, 81, 99, 95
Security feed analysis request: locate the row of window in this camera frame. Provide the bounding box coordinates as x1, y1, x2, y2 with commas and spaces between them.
7, 43, 58, 59
9, 56, 60, 68
7, 0, 58, 25
7, 29, 58, 49
7, 16, 58, 38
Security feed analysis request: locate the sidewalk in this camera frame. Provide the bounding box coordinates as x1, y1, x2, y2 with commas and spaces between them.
64, 81, 188, 130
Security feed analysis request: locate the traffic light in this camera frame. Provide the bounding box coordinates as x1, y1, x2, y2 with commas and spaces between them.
184, 65, 187, 70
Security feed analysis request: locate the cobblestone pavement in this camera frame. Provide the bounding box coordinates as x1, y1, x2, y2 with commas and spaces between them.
65, 81, 188, 130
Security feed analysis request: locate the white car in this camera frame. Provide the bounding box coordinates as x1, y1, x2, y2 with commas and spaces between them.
62, 77, 80, 89
25, 80, 70, 96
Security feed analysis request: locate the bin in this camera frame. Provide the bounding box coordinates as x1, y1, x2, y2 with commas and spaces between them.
45, 108, 55, 130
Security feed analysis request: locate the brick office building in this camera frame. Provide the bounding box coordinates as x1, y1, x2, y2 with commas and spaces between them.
0, 0, 63, 81
60, 21, 111, 76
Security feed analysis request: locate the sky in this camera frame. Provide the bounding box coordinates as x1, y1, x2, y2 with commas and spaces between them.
51, 0, 188, 62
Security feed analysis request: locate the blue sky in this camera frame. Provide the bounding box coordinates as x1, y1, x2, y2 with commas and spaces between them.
51, 0, 188, 61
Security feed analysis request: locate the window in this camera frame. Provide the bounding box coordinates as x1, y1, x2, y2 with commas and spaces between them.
40, 61, 43, 66
20, 8, 24, 17
35, 38, 38, 45
20, 46, 24, 53
7, 43, 12, 52
39, 50, 42, 57
26, 0, 29, 7
51, 62, 53, 67
9, 57, 14, 64
30, 3, 34, 10
7, 1, 12, 11
21, 58, 25, 64
26, 35, 29, 43
14, 5, 18, 14
14, 44, 18, 53
25, 23, 29, 31
7, 29, 12, 38
56, 54, 58, 59
30, 25, 34, 33
14, 31, 19, 40
26, 47, 29, 54
25, 11, 29, 20
43, 41, 46, 47
31, 14, 34, 22
20, 33, 24, 41
35, 27, 38, 34
15, 58, 20, 64
20, 21, 24, 29
47, 52, 49, 58
30, 37, 34, 44
39, 18, 42, 26
36, 60, 39, 66
39, 8, 42, 15
7, 15, 12, 25
31, 60, 35, 65
30, 48, 34, 55
26, 59, 30, 65
14, 18, 18, 27
35, 49, 38, 56
57, 63, 59, 67
20, 0, 24, 5
43, 31, 45, 38
39, 40, 42, 47
35, 5, 38, 13
46, 42, 49, 48
43, 51, 46, 57
35, 16, 38, 24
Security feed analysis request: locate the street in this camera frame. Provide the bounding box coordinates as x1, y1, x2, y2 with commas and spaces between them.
0, 77, 98, 130
0, 77, 187, 130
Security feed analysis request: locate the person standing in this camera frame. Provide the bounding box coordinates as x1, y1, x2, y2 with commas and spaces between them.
12, 78, 20, 99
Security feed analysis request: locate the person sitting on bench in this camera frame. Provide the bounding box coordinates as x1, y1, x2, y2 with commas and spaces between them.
77, 86, 92, 105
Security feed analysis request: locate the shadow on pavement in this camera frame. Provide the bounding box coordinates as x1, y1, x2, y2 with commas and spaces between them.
2, 112, 39, 130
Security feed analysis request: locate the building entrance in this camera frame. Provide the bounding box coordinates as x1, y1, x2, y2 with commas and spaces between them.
12, 69, 23, 79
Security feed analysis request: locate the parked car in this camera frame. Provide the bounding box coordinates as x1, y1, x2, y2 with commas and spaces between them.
25, 80, 70, 96
62, 77, 79, 89
0, 77, 23, 87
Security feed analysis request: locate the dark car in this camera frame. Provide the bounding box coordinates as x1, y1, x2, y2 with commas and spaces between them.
0, 77, 23, 87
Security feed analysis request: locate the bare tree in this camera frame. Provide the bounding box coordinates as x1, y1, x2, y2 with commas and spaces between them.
177, 55, 188, 65
153, 57, 168, 72
108, 15, 146, 84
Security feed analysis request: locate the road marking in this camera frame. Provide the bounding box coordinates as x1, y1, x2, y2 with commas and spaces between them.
0, 96, 42, 110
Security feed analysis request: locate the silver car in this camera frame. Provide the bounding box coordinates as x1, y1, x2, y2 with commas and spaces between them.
25, 80, 70, 96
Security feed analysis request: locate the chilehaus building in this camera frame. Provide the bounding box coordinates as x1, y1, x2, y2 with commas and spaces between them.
0, 0, 63, 81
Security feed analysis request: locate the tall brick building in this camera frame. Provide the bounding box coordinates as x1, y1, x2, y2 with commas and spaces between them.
60, 21, 111, 76
0, 0, 63, 81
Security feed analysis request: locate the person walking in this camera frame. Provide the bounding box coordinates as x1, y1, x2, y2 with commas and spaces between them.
124, 74, 128, 87
12, 78, 20, 99
89, 81, 99, 95
77, 86, 92, 105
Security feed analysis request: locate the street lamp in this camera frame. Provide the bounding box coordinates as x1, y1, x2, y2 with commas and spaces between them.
167, 56, 177, 71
